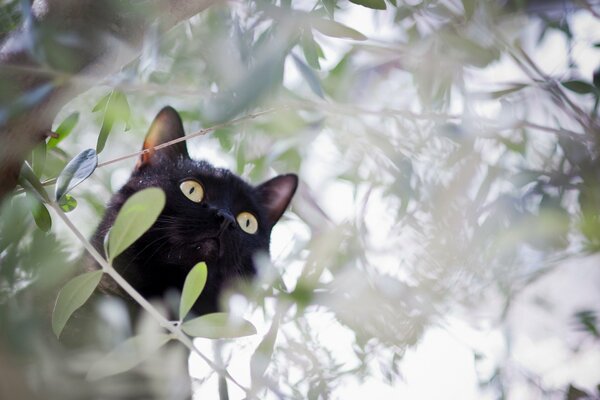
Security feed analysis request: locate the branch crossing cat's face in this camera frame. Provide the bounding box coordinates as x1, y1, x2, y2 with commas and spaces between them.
91, 107, 297, 315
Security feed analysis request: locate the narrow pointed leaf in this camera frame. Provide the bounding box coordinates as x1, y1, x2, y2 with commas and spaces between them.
48, 112, 79, 149
54, 148, 97, 201
561, 80, 596, 95
26, 192, 51, 232
108, 188, 166, 262
292, 54, 324, 98
87, 333, 173, 381
182, 313, 257, 339
20, 163, 50, 203
349, 0, 386, 10
96, 113, 114, 154
52, 270, 103, 338
32, 140, 46, 177
322, 0, 336, 17
251, 315, 280, 382
179, 261, 208, 321
301, 30, 321, 70
311, 18, 367, 41
94, 91, 132, 153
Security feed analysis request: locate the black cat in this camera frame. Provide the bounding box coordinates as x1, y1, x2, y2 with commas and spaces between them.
89, 106, 298, 316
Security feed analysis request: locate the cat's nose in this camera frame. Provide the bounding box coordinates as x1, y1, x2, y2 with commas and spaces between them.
216, 209, 235, 229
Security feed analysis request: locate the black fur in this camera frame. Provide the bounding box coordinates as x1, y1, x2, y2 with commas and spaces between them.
89, 107, 298, 316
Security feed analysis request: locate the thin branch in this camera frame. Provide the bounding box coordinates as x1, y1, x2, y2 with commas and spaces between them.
49, 202, 251, 396
97, 107, 280, 168
286, 99, 461, 122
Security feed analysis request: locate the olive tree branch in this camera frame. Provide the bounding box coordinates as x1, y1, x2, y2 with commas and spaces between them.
49, 201, 251, 397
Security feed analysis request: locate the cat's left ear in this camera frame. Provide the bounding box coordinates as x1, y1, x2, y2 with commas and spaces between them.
136, 106, 189, 169
256, 174, 298, 227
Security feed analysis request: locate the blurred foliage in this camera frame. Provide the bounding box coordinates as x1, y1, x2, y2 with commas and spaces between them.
1, 0, 600, 399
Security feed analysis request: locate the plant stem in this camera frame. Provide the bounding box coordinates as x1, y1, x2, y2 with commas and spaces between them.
49, 202, 251, 396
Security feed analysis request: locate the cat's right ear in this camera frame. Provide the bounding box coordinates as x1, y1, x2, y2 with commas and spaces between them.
136, 106, 189, 169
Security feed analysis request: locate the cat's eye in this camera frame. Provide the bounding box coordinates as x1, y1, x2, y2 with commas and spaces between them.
180, 180, 204, 203
236, 212, 258, 234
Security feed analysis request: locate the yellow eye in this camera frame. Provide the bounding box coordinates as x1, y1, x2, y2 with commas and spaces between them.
236, 212, 258, 234
180, 180, 204, 203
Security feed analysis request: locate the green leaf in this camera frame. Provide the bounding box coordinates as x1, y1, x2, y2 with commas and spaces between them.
92, 93, 111, 113
561, 80, 596, 95
322, 0, 336, 17
566, 384, 589, 400
87, 333, 173, 381
349, 0, 386, 10
489, 84, 528, 99
462, 0, 476, 19
54, 148, 97, 201
250, 315, 279, 382
205, 37, 287, 123
52, 270, 103, 338
301, 30, 321, 70
19, 162, 50, 203
593, 66, 599, 89
108, 187, 166, 262
94, 91, 132, 154
292, 54, 324, 98
179, 261, 208, 321
181, 313, 257, 339
58, 194, 77, 212
32, 140, 46, 177
26, 192, 51, 232
311, 18, 367, 41
48, 112, 79, 149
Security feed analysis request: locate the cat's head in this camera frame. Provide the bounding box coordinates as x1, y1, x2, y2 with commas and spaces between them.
105, 107, 297, 302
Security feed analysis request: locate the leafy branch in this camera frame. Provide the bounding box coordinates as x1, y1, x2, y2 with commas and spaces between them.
49, 195, 253, 394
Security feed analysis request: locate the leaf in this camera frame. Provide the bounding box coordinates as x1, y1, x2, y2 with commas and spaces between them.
561, 80, 596, 95
321, 0, 336, 17
32, 140, 46, 177
181, 313, 257, 339
87, 333, 173, 381
108, 187, 166, 262
48, 112, 79, 149
301, 30, 321, 70
311, 18, 367, 41
54, 148, 97, 201
489, 84, 527, 99
574, 310, 599, 338
179, 261, 208, 321
251, 315, 280, 383
566, 384, 589, 400
52, 270, 103, 338
292, 54, 324, 98
19, 162, 50, 203
593, 66, 600, 89
94, 91, 132, 154
349, 0, 386, 10
58, 194, 77, 212
205, 37, 287, 123
462, 0, 475, 18
26, 192, 51, 232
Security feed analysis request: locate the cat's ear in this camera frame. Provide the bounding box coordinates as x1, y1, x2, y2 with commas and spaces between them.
256, 174, 298, 227
136, 106, 189, 169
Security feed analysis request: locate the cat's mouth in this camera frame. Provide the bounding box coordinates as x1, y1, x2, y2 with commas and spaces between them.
193, 225, 229, 261
196, 236, 229, 261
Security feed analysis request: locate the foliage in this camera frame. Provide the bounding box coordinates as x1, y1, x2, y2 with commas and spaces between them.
1, 0, 600, 399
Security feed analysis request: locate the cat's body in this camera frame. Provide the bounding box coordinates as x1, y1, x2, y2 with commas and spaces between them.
88, 106, 298, 317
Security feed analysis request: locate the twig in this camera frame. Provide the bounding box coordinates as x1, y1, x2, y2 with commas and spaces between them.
49, 202, 251, 396
97, 107, 280, 168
